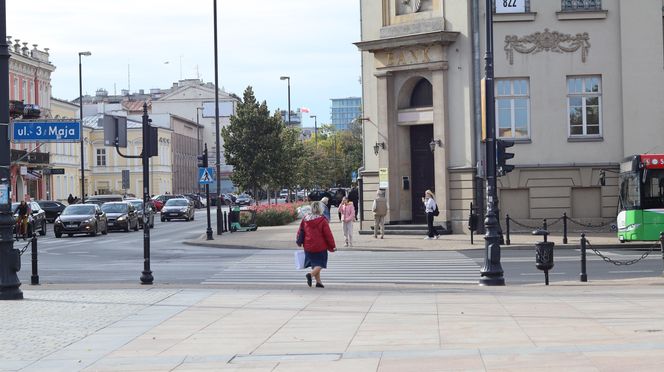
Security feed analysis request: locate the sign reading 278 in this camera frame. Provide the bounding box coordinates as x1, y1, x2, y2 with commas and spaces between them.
12, 121, 81, 142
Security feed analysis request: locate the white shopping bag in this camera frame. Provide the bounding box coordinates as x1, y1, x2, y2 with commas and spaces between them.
294, 250, 305, 270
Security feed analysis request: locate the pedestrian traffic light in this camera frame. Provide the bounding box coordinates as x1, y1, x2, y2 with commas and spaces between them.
496, 139, 515, 176
197, 146, 208, 168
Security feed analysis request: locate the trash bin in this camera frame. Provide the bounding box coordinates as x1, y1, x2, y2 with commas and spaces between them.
533, 228, 554, 285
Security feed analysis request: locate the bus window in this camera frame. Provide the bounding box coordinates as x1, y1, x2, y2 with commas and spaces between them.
619, 173, 640, 210
642, 170, 664, 209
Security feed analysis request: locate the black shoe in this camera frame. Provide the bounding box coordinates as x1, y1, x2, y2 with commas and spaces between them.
316, 283, 324, 288
306, 273, 312, 287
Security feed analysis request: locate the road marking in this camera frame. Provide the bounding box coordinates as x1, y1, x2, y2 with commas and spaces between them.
608, 270, 654, 274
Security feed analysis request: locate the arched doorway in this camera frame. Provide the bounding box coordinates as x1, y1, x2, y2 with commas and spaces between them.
16, 176, 24, 202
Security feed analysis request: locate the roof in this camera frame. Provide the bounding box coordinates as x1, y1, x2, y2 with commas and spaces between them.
82, 114, 143, 129
122, 100, 151, 112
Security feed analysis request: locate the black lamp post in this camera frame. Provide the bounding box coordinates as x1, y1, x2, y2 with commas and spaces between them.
310, 115, 317, 146
78, 51, 91, 203
479, 0, 505, 286
0, 1, 22, 300
280, 76, 291, 126
213, 0, 223, 235
196, 106, 203, 193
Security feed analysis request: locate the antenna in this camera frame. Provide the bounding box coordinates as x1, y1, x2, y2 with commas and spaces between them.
127, 64, 131, 94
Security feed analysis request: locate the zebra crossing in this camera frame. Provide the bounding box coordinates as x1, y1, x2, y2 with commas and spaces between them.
202, 250, 480, 285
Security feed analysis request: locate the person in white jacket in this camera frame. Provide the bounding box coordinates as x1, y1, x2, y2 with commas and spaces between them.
372, 190, 388, 239
422, 189, 439, 240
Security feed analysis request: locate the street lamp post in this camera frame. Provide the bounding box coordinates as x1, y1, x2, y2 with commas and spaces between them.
479, 0, 505, 286
213, 0, 222, 235
78, 51, 91, 203
310, 115, 317, 146
0, 1, 22, 300
280, 76, 291, 126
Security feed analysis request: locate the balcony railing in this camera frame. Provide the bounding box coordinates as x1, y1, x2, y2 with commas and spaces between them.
561, 0, 602, 11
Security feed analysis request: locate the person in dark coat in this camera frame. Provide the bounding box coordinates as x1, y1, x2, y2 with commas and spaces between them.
347, 185, 359, 221
67, 194, 75, 205
297, 201, 336, 288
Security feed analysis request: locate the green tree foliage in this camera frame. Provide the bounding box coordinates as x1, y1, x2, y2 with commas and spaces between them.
221, 86, 282, 198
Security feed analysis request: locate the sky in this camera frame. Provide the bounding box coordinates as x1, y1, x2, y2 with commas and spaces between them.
7, 0, 362, 128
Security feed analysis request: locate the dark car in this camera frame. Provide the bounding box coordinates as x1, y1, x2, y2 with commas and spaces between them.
126, 199, 155, 228
36, 200, 67, 222
152, 194, 185, 211
12, 201, 47, 236
329, 188, 347, 208
183, 193, 203, 208
101, 202, 139, 232
308, 189, 333, 203
160, 198, 195, 222
54, 204, 108, 238
235, 193, 253, 206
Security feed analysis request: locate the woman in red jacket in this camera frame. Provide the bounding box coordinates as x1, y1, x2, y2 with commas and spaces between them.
297, 201, 336, 288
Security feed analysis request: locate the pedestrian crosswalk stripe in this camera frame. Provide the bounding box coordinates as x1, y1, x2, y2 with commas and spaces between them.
202, 251, 480, 285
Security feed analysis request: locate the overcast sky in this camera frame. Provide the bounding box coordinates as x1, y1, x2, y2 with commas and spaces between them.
7, 0, 362, 127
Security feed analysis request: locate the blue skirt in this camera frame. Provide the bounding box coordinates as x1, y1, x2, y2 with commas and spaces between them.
304, 250, 328, 269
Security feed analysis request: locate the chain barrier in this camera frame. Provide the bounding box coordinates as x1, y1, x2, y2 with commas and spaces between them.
586, 239, 658, 266
508, 218, 540, 230
17, 237, 33, 257
567, 216, 614, 229
546, 217, 564, 227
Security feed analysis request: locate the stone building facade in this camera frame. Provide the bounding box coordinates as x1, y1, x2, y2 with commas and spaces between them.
356, 0, 664, 232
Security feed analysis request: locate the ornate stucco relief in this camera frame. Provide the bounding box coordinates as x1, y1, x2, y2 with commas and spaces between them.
504, 28, 590, 65
397, 0, 432, 15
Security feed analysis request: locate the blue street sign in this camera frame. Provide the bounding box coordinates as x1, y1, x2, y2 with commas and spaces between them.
12, 120, 81, 142
352, 171, 358, 182
198, 167, 215, 184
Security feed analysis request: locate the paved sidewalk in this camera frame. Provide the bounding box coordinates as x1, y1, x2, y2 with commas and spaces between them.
3, 280, 664, 371
185, 214, 633, 251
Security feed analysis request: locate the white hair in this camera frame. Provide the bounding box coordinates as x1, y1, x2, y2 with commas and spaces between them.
310, 201, 324, 215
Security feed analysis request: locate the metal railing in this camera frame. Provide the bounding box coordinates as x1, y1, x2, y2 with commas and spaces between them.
561, 0, 602, 11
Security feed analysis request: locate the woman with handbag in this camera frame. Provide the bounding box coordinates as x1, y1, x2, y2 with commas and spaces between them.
422, 189, 439, 240
296, 201, 336, 288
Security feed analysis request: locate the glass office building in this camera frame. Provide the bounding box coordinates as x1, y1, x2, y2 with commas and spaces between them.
330, 97, 361, 131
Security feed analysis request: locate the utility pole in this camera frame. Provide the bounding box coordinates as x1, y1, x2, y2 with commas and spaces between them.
213, 0, 222, 235
140, 104, 153, 285
479, 0, 505, 286
0, 0, 22, 300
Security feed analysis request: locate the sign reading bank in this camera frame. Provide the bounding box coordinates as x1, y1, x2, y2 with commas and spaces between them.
12, 120, 81, 142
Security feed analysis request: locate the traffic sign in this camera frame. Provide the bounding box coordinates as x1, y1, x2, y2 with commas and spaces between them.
198, 167, 215, 184
12, 120, 81, 142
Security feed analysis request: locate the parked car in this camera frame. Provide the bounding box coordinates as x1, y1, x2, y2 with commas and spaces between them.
53, 204, 108, 238
12, 201, 47, 236
160, 198, 195, 222
36, 200, 67, 223
223, 193, 236, 205
101, 202, 139, 232
152, 194, 184, 211
308, 189, 332, 203
126, 199, 155, 228
329, 188, 347, 208
183, 193, 203, 208
235, 193, 253, 206
85, 194, 124, 206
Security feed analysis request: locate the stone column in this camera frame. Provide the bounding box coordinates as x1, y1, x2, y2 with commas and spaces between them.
375, 71, 398, 223
431, 64, 450, 224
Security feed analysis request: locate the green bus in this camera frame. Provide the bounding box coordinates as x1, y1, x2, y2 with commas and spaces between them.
617, 154, 664, 242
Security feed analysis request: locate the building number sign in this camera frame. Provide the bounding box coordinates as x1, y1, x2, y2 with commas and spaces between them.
496, 0, 526, 13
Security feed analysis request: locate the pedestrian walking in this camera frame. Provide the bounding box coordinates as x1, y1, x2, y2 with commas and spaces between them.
320, 197, 331, 221
422, 189, 439, 240
339, 196, 355, 247
296, 201, 336, 288
348, 184, 359, 221
67, 194, 74, 205
372, 189, 388, 239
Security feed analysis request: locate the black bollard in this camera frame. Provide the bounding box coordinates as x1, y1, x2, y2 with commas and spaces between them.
223, 211, 228, 232
563, 212, 568, 244
542, 218, 547, 232
30, 234, 38, 285
505, 214, 511, 245
660, 232, 664, 277
580, 233, 588, 282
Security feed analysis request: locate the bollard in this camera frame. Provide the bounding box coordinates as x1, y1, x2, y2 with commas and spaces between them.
660, 232, 664, 277
505, 214, 511, 245
580, 233, 588, 282
533, 229, 554, 285
563, 212, 568, 244
30, 234, 39, 285
542, 218, 547, 232
223, 211, 228, 232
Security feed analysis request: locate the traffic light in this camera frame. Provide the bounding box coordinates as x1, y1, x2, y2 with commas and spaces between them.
197, 146, 208, 168
496, 139, 515, 176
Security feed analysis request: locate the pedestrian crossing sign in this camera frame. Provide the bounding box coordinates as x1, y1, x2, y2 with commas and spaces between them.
198, 167, 215, 184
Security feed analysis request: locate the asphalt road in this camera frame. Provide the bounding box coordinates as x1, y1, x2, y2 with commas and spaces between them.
15, 208, 664, 286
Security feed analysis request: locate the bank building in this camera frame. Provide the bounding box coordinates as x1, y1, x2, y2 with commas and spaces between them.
355, 0, 664, 233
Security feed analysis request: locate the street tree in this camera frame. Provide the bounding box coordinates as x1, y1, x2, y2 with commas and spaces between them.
221, 86, 282, 201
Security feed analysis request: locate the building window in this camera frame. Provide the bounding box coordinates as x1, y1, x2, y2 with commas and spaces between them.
496, 78, 530, 139
96, 148, 106, 166
561, 0, 601, 11
410, 78, 433, 108
567, 76, 601, 137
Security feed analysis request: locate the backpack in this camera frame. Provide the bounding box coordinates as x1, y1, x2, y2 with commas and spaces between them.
433, 205, 440, 217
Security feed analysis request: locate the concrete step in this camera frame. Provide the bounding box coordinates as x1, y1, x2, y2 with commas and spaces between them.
360, 225, 450, 236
